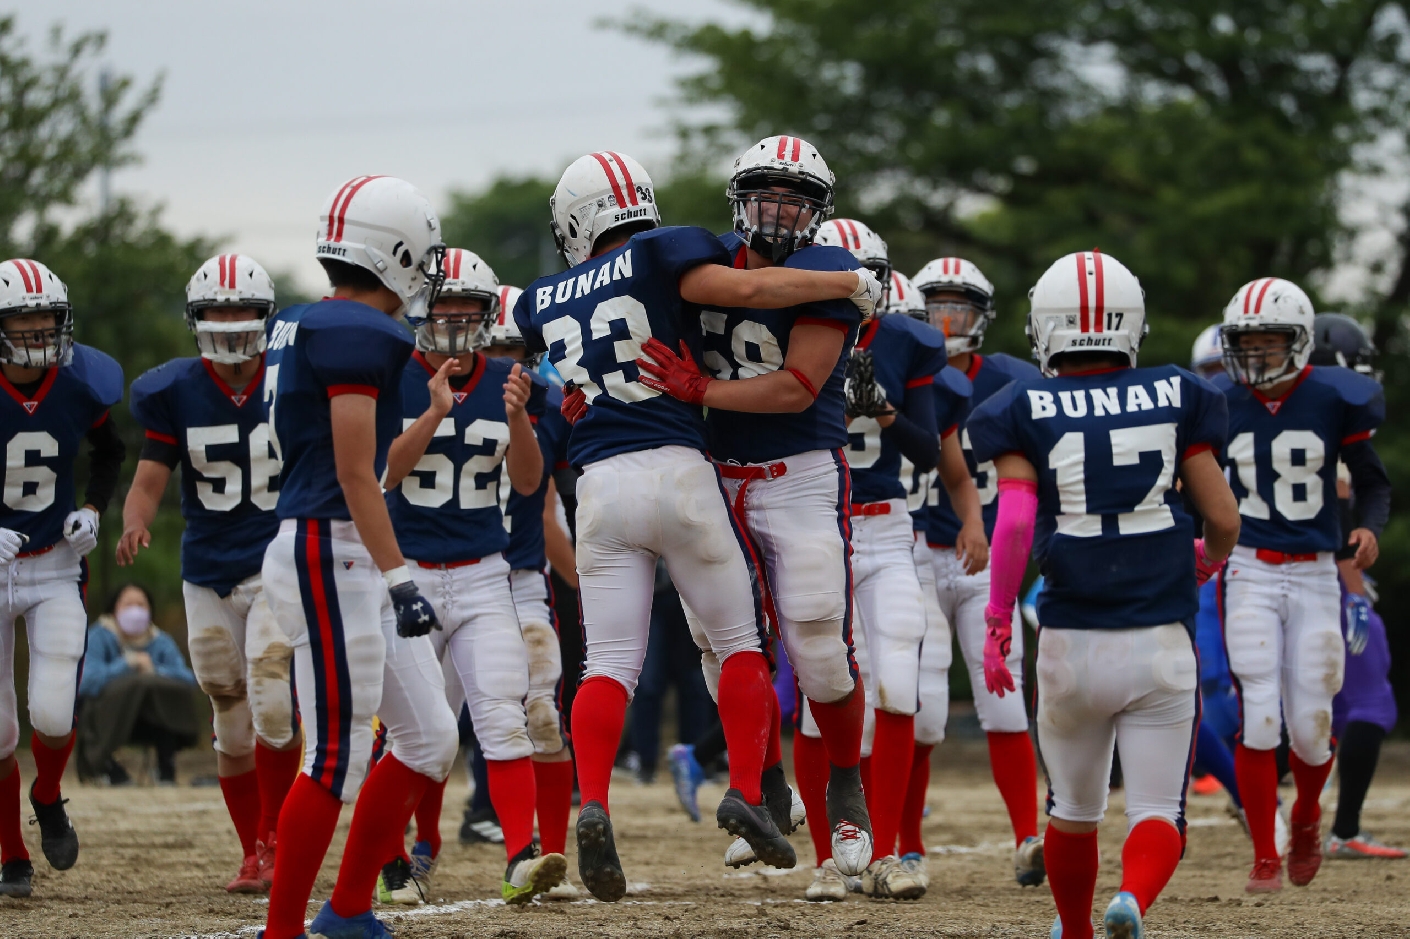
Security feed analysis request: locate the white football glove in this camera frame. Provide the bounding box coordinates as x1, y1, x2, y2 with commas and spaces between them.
0, 528, 25, 565
63, 507, 100, 558
849, 268, 884, 321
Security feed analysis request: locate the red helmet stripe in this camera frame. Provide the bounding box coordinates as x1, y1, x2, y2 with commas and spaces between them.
1252, 277, 1275, 315
13, 260, 34, 293
1075, 252, 1091, 333
791, 137, 801, 161
325, 177, 364, 241
222, 254, 232, 289
498, 287, 511, 325
26, 260, 43, 294
777, 136, 789, 160
607, 152, 639, 206
332, 176, 384, 243
843, 220, 860, 249
588, 152, 629, 212
1092, 249, 1105, 333
891, 272, 904, 299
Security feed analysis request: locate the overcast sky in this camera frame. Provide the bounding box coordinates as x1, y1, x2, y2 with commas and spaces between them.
9, 0, 752, 290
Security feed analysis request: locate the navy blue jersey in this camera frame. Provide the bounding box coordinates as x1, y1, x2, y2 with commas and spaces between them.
968, 365, 1228, 631
0, 344, 122, 551
845, 315, 952, 504
703, 233, 861, 464
265, 300, 413, 521
1213, 366, 1383, 554
515, 226, 729, 467
129, 356, 281, 593
501, 382, 570, 572
387, 352, 544, 564
924, 352, 1042, 546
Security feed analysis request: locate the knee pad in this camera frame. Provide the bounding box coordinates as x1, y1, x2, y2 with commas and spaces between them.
189, 623, 247, 706
786, 617, 855, 704
213, 699, 257, 758
1294, 626, 1345, 699
394, 706, 461, 783
526, 692, 565, 755
469, 700, 533, 763
913, 699, 948, 747
1289, 710, 1334, 767
520, 620, 563, 692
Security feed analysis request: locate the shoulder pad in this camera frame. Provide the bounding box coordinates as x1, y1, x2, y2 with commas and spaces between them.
1308, 365, 1381, 407
785, 243, 859, 272
934, 364, 973, 398
129, 357, 201, 399
718, 231, 745, 253
69, 344, 124, 407
989, 352, 1042, 381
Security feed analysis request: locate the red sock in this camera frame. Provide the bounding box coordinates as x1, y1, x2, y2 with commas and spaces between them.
1045, 824, 1098, 939
533, 758, 575, 856
1289, 751, 1333, 826
898, 743, 933, 857
860, 755, 873, 796
868, 710, 914, 859
570, 676, 628, 813
987, 731, 1039, 844
265, 774, 342, 939
414, 776, 447, 858
1119, 819, 1182, 914
218, 769, 262, 858
0, 765, 28, 863
256, 742, 303, 844
29, 731, 74, 804
330, 754, 429, 919
1234, 743, 1279, 862
487, 756, 537, 862
807, 679, 864, 769
792, 731, 832, 866
764, 690, 782, 769
717, 651, 772, 804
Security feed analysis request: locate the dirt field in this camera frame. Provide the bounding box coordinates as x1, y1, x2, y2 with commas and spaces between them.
2, 739, 1407, 939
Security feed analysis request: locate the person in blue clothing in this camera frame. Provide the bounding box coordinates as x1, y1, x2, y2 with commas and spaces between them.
77, 583, 199, 787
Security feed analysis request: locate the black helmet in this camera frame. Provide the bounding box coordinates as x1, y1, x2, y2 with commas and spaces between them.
1309, 313, 1378, 381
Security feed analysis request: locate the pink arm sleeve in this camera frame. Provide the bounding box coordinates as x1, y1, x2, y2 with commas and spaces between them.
984, 477, 1039, 623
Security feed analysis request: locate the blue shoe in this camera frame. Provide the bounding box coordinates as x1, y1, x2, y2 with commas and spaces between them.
1050, 915, 1062, 939
668, 743, 704, 822
307, 900, 394, 939
256, 932, 308, 939
1103, 891, 1144, 939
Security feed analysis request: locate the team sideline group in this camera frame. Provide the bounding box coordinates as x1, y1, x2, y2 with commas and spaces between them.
0, 133, 1394, 939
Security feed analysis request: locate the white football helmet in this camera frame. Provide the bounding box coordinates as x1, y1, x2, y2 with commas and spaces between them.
0, 258, 73, 368
727, 135, 835, 262
1190, 324, 1224, 379
817, 218, 890, 274
412, 248, 499, 355
185, 254, 277, 364
913, 256, 996, 355
883, 271, 925, 320
1026, 250, 1147, 376
488, 285, 525, 348
315, 175, 445, 321
550, 152, 660, 268
1219, 277, 1314, 388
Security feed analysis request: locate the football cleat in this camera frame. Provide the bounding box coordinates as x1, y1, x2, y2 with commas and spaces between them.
375, 855, 424, 905
1189, 774, 1223, 796
0, 858, 33, 898
1275, 807, 1291, 858
226, 854, 264, 894
545, 871, 582, 900
722, 785, 806, 868
576, 800, 626, 902
825, 764, 873, 876
668, 743, 705, 823
716, 788, 796, 870
407, 840, 437, 893
860, 854, 926, 900
899, 852, 929, 889
503, 841, 568, 905
256, 837, 276, 887
1325, 831, 1408, 859
459, 804, 504, 844
723, 836, 755, 869
804, 858, 848, 902
1015, 834, 1047, 886
1287, 818, 1324, 886
1102, 891, 1144, 939
1245, 857, 1283, 894
28, 786, 78, 870
307, 900, 393, 939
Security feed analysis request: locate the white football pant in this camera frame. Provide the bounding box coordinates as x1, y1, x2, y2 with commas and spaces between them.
1222, 547, 1343, 764
0, 543, 86, 758
913, 531, 952, 746
263, 519, 458, 802
1038, 623, 1197, 827
849, 501, 926, 716
931, 548, 1029, 733
511, 568, 566, 755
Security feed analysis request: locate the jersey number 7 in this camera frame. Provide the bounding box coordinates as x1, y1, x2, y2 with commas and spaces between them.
1049, 423, 1177, 537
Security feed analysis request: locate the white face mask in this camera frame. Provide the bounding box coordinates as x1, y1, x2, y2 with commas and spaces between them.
116, 606, 151, 637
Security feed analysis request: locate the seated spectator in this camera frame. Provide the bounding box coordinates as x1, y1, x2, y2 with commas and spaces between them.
76, 583, 199, 785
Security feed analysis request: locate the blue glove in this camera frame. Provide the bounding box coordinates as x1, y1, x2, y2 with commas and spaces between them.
389, 581, 441, 638
1345, 592, 1371, 656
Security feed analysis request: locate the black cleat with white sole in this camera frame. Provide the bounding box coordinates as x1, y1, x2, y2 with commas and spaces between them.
29, 786, 78, 870
576, 800, 626, 902
717, 788, 797, 870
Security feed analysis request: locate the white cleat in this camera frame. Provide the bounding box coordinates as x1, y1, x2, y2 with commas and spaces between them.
544, 871, 581, 900
861, 854, 926, 900
786, 787, 806, 832
1275, 805, 1291, 858
805, 858, 849, 901
1015, 835, 1046, 887
830, 821, 873, 877
899, 851, 929, 889
724, 836, 757, 868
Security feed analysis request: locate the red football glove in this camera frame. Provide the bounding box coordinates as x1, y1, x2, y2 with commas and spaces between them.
561, 383, 588, 426
635, 338, 712, 406
1194, 538, 1224, 586
982, 604, 1016, 698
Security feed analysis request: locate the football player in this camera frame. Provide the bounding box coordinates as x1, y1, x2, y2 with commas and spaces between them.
911, 255, 1047, 885
376, 249, 558, 905
0, 259, 124, 899
969, 250, 1240, 938
515, 151, 881, 902
120, 254, 300, 895
1215, 281, 1389, 893
258, 176, 460, 939
635, 136, 881, 886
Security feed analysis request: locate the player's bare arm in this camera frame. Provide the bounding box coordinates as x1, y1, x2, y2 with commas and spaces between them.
679, 263, 871, 311
331, 393, 406, 574
542, 477, 578, 590
115, 459, 173, 565
502, 363, 543, 496
383, 356, 458, 489
938, 431, 989, 574
1180, 448, 1240, 562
